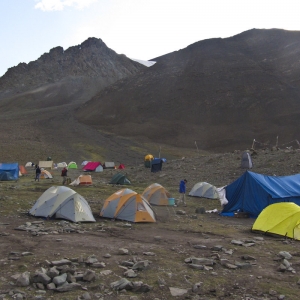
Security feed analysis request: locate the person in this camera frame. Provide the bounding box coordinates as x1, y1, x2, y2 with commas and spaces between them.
61, 167, 68, 185
35, 165, 41, 182
178, 179, 187, 207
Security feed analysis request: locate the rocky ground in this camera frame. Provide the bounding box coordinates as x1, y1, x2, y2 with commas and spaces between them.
0, 148, 300, 299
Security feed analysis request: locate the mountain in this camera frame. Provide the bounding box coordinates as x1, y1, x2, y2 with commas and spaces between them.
76, 29, 300, 152
0, 29, 300, 164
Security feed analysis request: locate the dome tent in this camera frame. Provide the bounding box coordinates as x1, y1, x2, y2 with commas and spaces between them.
189, 182, 219, 199
142, 183, 171, 206
252, 203, 300, 240
100, 188, 156, 223
29, 186, 95, 222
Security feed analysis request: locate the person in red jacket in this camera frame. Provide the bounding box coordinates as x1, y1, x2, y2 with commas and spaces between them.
61, 167, 68, 185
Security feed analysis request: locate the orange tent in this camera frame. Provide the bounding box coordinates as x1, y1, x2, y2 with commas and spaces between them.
19, 165, 28, 175
100, 188, 156, 223
142, 183, 171, 206
70, 175, 92, 186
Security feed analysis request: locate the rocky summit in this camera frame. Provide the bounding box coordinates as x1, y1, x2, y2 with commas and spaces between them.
0, 29, 299, 163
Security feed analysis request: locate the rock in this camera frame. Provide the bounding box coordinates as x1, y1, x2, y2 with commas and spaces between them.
21, 252, 33, 256
46, 282, 56, 290
278, 251, 292, 260
121, 261, 134, 267
32, 272, 52, 284
103, 253, 111, 258
66, 273, 76, 283
241, 255, 256, 260
36, 283, 45, 290
82, 292, 92, 299
55, 282, 82, 292
211, 245, 223, 251
110, 278, 133, 291
225, 263, 238, 270
53, 273, 67, 286
132, 260, 149, 271
118, 248, 129, 255
192, 282, 202, 293
253, 236, 264, 241
16, 272, 30, 287
282, 259, 291, 268
191, 258, 214, 266
231, 240, 244, 246
91, 262, 106, 268
85, 257, 98, 264
193, 245, 207, 249
100, 270, 112, 276
278, 264, 287, 272
154, 236, 162, 241
143, 252, 155, 256
169, 287, 188, 296
132, 281, 151, 293
188, 264, 204, 270
51, 259, 72, 266
234, 261, 252, 269
176, 210, 186, 215
47, 266, 60, 278
269, 288, 277, 295
82, 270, 95, 282
278, 295, 285, 300
243, 242, 255, 247
124, 269, 137, 278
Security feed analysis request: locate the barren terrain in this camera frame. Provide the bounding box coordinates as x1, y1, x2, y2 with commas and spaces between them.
0, 149, 300, 299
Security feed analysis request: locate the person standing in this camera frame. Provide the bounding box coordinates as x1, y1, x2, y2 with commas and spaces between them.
178, 179, 187, 207
35, 165, 41, 182
61, 167, 68, 185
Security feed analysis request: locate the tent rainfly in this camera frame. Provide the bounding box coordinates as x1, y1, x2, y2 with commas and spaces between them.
40, 170, 53, 179
142, 183, 171, 205
241, 151, 253, 169
100, 188, 156, 222
29, 186, 95, 222
110, 173, 131, 185
189, 182, 219, 199
68, 162, 77, 169
57, 162, 67, 168
83, 162, 101, 171
103, 162, 115, 169
39, 161, 54, 169
222, 171, 300, 217
252, 202, 300, 240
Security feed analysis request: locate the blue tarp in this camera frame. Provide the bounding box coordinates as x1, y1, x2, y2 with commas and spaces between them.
0, 163, 19, 181
221, 171, 300, 218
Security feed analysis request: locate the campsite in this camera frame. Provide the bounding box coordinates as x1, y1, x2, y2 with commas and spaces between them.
1, 148, 300, 299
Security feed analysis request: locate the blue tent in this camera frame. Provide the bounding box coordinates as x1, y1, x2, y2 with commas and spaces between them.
0, 163, 19, 181
221, 171, 300, 218
151, 159, 163, 173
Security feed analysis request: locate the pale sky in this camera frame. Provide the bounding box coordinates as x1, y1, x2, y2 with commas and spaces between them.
1, 0, 300, 77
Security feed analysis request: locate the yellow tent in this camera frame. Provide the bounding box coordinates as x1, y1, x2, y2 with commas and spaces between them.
142, 183, 171, 206
100, 188, 156, 223
252, 202, 300, 240
144, 154, 154, 161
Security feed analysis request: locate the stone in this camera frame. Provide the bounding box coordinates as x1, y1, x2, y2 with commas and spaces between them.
36, 283, 45, 290
241, 255, 256, 260
143, 252, 155, 256
225, 263, 238, 269
121, 260, 134, 267
32, 272, 52, 284
269, 288, 277, 295
91, 262, 106, 268
100, 270, 112, 276
47, 266, 60, 278
118, 248, 129, 255
132, 260, 149, 271
169, 287, 188, 296
82, 270, 95, 282
66, 273, 76, 283
46, 282, 56, 290
55, 282, 82, 292
86, 257, 98, 264
278, 264, 287, 272
282, 259, 291, 268
110, 278, 133, 291
103, 253, 111, 258
191, 258, 214, 266
243, 243, 255, 247
188, 264, 204, 270
176, 210, 186, 215
211, 245, 223, 251
16, 272, 30, 287
192, 282, 202, 293
21, 252, 33, 256
231, 240, 244, 246
234, 261, 252, 269
51, 259, 72, 266
278, 251, 292, 260
82, 292, 92, 299
124, 269, 137, 278
278, 295, 285, 299
132, 281, 151, 293
53, 273, 67, 286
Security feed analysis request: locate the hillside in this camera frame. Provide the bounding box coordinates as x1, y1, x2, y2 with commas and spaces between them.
0, 29, 300, 164
76, 29, 300, 152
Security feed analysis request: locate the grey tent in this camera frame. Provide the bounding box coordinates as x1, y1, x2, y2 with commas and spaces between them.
189, 182, 219, 199
241, 151, 253, 169
110, 173, 131, 185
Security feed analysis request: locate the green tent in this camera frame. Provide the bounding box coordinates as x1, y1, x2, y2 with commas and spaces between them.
68, 162, 77, 169
110, 173, 131, 185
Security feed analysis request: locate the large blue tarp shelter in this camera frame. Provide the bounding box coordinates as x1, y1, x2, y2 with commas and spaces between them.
0, 163, 19, 181
221, 171, 300, 218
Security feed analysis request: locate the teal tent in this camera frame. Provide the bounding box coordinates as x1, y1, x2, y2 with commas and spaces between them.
110, 173, 131, 185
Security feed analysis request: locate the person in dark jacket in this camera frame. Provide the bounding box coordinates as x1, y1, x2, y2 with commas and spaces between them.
35, 165, 41, 182
61, 167, 68, 185
177, 179, 187, 206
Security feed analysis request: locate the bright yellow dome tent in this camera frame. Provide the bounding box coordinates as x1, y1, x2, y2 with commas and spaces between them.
142, 183, 171, 206
100, 188, 156, 223
252, 203, 300, 240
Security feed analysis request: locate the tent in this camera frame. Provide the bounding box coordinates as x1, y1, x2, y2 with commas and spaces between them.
118, 164, 125, 169
110, 173, 131, 185
0, 163, 19, 181
95, 165, 103, 172
100, 188, 156, 222
252, 203, 300, 240
144, 154, 154, 168
40, 170, 53, 179
70, 175, 92, 186
142, 183, 171, 205
189, 182, 219, 199
83, 162, 101, 171
151, 158, 163, 173
19, 165, 28, 175
29, 186, 95, 222
222, 171, 300, 218
25, 162, 33, 167
81, 161, 90, 166
57, 162, 67, 168
103, 162, 115, 169
68, 162, 77, 169
241, 151, 253, 169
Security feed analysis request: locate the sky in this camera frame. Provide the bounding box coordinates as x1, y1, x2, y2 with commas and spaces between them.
1, 0, 300, 76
